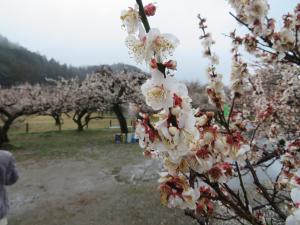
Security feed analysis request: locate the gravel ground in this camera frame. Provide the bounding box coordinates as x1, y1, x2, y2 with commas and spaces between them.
7, 158, 198, 225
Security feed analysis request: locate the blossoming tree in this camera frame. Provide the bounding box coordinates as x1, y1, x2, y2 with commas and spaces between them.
0, 83, 50, 145
94, 66, 147, 133
67, 75, 109, 131
42, 78, 75, 130
63, 66, 147, 132
121, 1, 300, 225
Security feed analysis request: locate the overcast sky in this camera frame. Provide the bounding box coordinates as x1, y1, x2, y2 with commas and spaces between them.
0, 0, 298, 84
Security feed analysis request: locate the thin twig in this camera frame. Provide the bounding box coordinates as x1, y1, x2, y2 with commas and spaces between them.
235, 161, 250, 210
227, 96, 236, 124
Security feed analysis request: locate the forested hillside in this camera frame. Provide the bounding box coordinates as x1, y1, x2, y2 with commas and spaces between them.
0, 34, 143, 86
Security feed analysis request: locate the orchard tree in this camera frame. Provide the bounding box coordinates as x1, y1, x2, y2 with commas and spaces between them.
67, 76, 108, 131
121, 1, 300, 225
95, 66, 147, 133
57, 66, 147, 132
43, 78, 74, 130
0, 83, 50, 145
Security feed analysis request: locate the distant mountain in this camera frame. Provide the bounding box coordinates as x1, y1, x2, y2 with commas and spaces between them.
0, 35, 143, 86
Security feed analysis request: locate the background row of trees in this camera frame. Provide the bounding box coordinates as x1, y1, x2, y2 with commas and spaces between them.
0, 62, 211, 146
0, 66, 149, 145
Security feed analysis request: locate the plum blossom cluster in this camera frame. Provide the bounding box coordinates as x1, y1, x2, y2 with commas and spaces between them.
122, 1, 300, 225
280, 140, 300, 225
227, 0, 269, 35
123, 0, 242, 216
121, 3, 179, 65
122, 0, 202, 210
198, 15, 226, 109
227, 1, 300, 65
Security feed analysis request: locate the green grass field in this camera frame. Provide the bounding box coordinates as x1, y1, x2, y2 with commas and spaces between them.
6, 114, 139, 162
10, 113, 135, 133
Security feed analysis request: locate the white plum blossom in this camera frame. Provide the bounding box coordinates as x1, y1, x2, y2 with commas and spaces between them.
141, 68, 188, 111
125, 26, 179, 65
273, 28, 296, 54
245, 0, 269, 24
227, 0, 269, 32
144, 28, 179, 64
125, 35, 146, 64
121, 5, 140, 34
141, 69, 174, 110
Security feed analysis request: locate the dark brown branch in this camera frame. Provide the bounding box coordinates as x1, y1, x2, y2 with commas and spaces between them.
0, 108, 12, 118
213, 214, 237, 221
136, 0, 150, 32
223, 183, 248, 212
184, 209, 208, 225
136, 0, 166, 75
253, 151, 280, 167
246, 159, 286, 220
250, 123, 261, 146
213, 182, 260, 225
235, 162, 250, 210
195, 173, 261, 225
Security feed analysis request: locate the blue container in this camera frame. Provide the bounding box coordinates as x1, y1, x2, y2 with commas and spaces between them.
115, 134, 121, 144
131, 133, 136, 143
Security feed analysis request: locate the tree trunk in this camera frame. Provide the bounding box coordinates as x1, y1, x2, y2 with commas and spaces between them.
113, 104, 128, 134
77, 122, 84, 131
52, 114, 62, 131
84, 113, 91, 129
0, 117, 15, 146
0, 128, 9, 146
73, 111, 86, 132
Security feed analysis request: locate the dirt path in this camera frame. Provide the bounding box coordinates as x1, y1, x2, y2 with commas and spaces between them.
7, 158, 197, 225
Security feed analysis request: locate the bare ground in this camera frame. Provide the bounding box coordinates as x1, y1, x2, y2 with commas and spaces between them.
7, 157, 198, 225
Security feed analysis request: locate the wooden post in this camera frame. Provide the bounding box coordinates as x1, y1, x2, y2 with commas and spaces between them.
109, 119, 112, 127
26, 123, 29, 133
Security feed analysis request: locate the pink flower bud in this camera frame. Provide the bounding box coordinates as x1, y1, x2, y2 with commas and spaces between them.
150, 58, 158, 69
144, 3, 156, 17
164, 60, 177, 70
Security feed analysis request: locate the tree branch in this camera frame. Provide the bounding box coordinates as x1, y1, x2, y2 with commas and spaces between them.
136, 0, 150, 33
246, 159, 286, 220
235, 161, 250, 210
